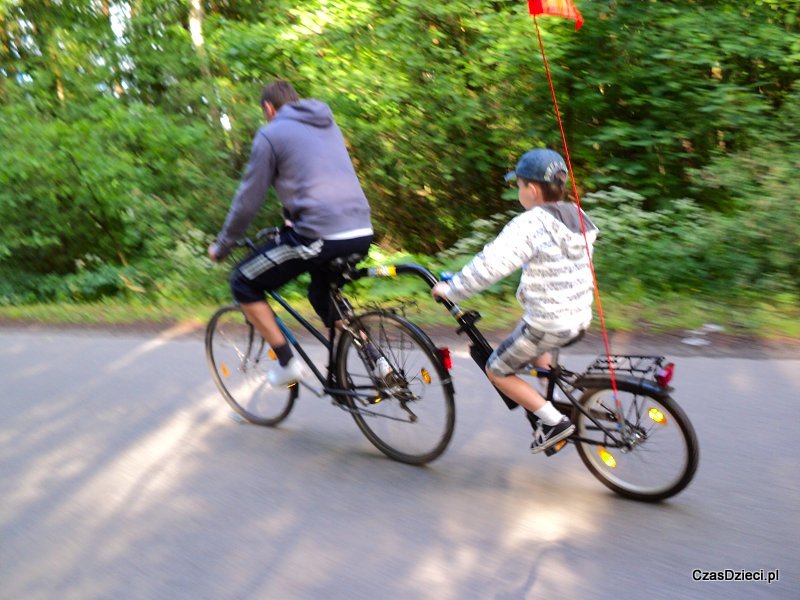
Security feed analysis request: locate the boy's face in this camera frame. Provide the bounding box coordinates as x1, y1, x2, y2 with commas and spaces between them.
517, 180, 541, 210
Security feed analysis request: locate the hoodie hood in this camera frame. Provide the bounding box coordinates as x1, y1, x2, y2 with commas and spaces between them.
274, 99, 334, 128
536, 202, 598, 260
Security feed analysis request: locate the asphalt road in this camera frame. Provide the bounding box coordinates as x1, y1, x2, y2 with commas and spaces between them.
1, 325, 798, 599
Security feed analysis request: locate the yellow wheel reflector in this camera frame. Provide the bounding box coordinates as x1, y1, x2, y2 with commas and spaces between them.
220, 363, 230, 379
421, 368, 431, 384
598, 446, 617, 468
648, 407, 667, 425
268, 348, 277, 360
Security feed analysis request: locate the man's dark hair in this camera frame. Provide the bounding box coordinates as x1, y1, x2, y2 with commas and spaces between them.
520, 173, 567, 203
261, 80, 299, 111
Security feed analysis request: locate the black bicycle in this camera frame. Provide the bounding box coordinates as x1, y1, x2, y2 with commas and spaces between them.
367, 262, 700, 503
205, 228, 456, 465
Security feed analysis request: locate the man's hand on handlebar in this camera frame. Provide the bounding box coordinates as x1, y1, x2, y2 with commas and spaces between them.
208, 243, 224, 262
208, 226, 282, 262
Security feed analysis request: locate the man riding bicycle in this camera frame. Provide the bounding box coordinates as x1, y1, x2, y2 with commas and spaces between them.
208, 80, 373, 386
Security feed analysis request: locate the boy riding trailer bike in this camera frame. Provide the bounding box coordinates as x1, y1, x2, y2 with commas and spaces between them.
432, 148, 598, 455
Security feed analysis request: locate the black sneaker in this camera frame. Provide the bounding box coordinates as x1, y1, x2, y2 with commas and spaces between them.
530, 416, 575, 454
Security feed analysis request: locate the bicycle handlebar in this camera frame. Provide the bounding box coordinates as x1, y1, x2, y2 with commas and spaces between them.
235, 226, 282, 251
359, 262, 464, 317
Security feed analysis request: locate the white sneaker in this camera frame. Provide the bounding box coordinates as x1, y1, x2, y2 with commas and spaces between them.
267, 357, 307, 387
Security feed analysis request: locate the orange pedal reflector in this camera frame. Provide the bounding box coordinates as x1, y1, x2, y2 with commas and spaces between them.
544, 439, 568, 457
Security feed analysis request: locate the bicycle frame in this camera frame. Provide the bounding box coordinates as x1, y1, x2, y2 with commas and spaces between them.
357, 262, 675, 450
525, 363, 628, 448
232, 230, 429, 407
265, 270, 409, 406
267, 290, 337, 392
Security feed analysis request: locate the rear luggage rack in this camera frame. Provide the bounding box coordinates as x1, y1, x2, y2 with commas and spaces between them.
584, 355, 667, 379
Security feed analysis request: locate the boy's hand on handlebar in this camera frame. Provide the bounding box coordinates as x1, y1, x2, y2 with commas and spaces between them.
431, 282, 450, 301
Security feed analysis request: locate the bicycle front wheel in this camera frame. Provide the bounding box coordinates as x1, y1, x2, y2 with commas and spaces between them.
336, 311, 455, 465
572, 386, 699, 502
206, 305, 297, 426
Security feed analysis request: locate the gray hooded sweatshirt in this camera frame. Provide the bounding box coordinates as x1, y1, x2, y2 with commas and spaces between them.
215, 99, 372, 256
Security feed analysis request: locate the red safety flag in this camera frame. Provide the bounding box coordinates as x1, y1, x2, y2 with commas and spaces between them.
528, 0, 584, 30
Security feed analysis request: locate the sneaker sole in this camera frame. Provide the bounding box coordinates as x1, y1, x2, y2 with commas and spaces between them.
267, 366, 309, 388
530, 424, 576, 455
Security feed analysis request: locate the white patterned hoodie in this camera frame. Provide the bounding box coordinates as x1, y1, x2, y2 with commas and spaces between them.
445, 202, 599, 333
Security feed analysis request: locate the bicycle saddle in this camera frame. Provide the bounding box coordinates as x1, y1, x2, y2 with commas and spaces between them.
327, 253, 366, 275
563, 329, 586, 348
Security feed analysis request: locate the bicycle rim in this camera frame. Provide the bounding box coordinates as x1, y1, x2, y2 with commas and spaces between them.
573, 388, 699, 502
206, 305, 296, 426
337, 312, 455, 465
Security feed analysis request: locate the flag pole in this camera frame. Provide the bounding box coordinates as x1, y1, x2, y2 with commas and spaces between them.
532, 13, 620, 402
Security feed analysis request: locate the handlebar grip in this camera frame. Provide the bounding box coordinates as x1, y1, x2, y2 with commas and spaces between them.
232, 226, 282, 252
255, 226, 281, 241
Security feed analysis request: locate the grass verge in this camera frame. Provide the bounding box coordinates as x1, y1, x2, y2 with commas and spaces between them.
1, 291, 798, 342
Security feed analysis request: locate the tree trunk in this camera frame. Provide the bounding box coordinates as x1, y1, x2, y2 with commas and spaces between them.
100, 0, 125, 97
188, 0, 220, 125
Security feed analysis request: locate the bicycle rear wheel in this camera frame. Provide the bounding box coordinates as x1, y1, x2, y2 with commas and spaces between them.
336, 311, 455, 465
572, 386, 699, 502
206, 305, 297, 426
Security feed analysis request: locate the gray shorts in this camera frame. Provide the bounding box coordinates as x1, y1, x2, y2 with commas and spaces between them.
486, 321, 583, 377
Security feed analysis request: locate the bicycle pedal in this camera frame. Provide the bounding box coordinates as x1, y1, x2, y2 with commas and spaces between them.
544, 439, 568, 457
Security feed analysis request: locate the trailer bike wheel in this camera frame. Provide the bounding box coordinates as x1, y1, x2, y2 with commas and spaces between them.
572, 386, 699, 502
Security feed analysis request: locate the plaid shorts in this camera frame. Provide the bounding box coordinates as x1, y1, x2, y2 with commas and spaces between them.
486, 320, 583, 377
230, 227, 371, 325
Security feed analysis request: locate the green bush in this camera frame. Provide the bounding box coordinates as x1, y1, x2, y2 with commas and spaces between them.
1, 0, 798, 313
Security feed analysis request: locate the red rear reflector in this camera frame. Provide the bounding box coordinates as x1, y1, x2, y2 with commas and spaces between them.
656, 362, 675, 388
438, 347, 452, 370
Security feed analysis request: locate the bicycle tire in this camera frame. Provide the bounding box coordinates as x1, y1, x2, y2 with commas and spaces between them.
206, 305, 297, 426
571, 385, 699, 502
336, 311, 455, 465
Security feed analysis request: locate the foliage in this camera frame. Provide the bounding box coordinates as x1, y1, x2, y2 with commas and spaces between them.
0, 0, 798, 319
691, 85, 800, 295
560, 0, 800, 204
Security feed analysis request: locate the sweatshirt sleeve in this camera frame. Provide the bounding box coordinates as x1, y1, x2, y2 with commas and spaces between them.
215, 131, 275, 258
446, 213, 539, 303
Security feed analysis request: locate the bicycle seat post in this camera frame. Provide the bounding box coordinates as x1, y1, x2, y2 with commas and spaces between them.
331, 288, 355, 323
327, 253, 366, 324
550, 348, 561, 369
